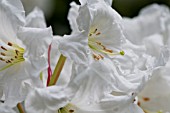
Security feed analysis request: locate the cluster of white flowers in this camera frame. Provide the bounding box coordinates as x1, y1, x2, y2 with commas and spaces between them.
0, 0, 170, 113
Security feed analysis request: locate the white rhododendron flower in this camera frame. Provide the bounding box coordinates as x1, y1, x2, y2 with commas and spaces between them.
0, 0, 52, 107
138, 62, 170, 113
0, 0, 170, 113
56, 58, 146, 113
122, 4, 170, 113
25, 58, 143, 113
58, 0, 125, 64
123, 4, 170, 45
25, 84, 78, 113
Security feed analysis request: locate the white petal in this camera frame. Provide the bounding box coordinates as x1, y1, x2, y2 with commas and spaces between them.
0, 103, 16, 113
58, 32, 90, 64
68, 2, 80, 34
123, 104, 144, 113
25, 83, 78, 113
0, 0, 25, 43
25, 7, 46, 28
70, 91, 140, 113
143, 34, 163, 57
139, 4, 169, 16
104, 0, 112, 6
79, 0, 112, 6
138, 63, 170, 112
0, 62, 30, 107
123, 4, 170, 45
70, 58, 145, 109
17, 26, 53, 77
79, 0, 86, 5
76, 4, 91, 32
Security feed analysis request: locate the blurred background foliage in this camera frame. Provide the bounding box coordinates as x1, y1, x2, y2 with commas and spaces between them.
21, 0, 170, 35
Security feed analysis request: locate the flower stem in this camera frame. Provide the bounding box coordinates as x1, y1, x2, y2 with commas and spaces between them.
48, 54, 66, 86
17, 103, 25, 113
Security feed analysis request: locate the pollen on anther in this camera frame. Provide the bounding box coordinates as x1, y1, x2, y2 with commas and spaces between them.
69, 109, 74, 113
137, 101, 141, 106
133, 99, 136, 102
7, 42, 12, 46
1, 52, 6, 56
93, 54, 100, 60
0, 57, 5, 61
15, 50, 19, 55
99, 54, 104, 59
7, 60, 11, 63
1, 46, 7, 51
94, 28, 97, 33
89, 33, 92, 36
96, 32, 101, 35
104, 48, 113, 53
143, 97, 150, 102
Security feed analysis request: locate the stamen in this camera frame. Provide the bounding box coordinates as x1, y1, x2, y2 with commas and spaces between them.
93, 54, 100, 60
69, 110, 74, 113
137, 101, 141, 106
7, 60, 11, 63
88, 28, 125, 60
0, 41, 25, 72
93, 53, 104, 60
98, 54, 104, 59
15, 50, 19, 55
1, 46, 7, 51
0, 57, 5, 61
8, 42, 12, 46
143, 97, 150, 102
1, 52, 6, 56
94, 28, 97, 33
96, 32, 101, 35
104, 48, 113, 53
96, 42, 102, 45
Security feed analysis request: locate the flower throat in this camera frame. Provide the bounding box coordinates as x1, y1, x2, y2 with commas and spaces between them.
0, 41, 25, 71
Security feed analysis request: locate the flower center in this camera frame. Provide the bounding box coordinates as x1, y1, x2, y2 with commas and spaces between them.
0, 41, 25, 71
58, 104, 76, 113
88, 28, 124, 60
138, 100, 163, 113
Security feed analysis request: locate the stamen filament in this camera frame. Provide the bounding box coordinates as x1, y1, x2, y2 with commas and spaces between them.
17, 103, 25, 113
0, 58, 24, 72
48, 54, 66, 86
89, 43, 120, 55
